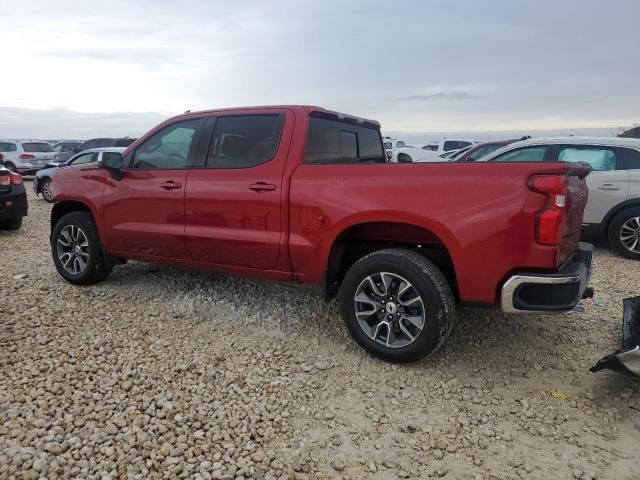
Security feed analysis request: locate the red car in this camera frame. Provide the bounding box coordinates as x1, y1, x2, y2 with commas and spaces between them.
50, 106, 593, 362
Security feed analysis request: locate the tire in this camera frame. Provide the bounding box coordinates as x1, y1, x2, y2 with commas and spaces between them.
4, 162, 17, 173
0, 217, 22, 230
339, 248, 455, 363
51, 211, 112, 284
41, 178, 55, 203
609, 207, 640, 260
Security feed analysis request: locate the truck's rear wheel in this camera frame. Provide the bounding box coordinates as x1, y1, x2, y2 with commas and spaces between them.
340, 248, 455, 363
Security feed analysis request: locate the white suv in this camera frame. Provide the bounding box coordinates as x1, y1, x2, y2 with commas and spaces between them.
482, 137, 640, 260
0, 140, 57, 175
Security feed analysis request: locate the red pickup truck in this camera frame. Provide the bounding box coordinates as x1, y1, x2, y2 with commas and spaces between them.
50, 105, 593, 362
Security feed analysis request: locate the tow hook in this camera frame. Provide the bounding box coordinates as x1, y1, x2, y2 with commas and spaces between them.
590, 296, 640, 378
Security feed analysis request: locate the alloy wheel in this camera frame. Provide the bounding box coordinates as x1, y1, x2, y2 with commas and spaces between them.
42, 180, 53, 201
620, 217, 640, 254
353, 272, 425, 348
56, 225, 90, 275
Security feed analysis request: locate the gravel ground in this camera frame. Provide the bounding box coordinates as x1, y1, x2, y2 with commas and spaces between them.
1, 185, 639, 480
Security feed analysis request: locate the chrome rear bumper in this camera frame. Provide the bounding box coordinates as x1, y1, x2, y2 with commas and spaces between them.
501, 243, 592, 314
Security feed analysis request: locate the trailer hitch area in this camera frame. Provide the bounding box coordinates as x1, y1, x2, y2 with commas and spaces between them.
590, 296, 640, 378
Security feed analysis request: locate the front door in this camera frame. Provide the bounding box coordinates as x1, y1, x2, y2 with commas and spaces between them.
101, 118, 205, 259
554, 145, 630, 225
184, 111, 292, 269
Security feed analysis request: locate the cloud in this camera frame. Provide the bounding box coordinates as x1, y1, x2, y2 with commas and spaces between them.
396, 92, 482, 102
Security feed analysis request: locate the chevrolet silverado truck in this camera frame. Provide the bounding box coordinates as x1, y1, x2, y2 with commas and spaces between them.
50, 105, 593, 362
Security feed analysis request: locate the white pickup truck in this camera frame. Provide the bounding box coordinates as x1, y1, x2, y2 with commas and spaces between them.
385, 137, 478, 163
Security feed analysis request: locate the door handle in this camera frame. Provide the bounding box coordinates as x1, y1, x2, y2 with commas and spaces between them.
249, 182, 276, 192
598, 184, 620, 191
160, 181, 182, 190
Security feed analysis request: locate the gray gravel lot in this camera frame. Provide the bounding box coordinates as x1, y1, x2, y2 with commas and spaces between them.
1, 185, 639, 480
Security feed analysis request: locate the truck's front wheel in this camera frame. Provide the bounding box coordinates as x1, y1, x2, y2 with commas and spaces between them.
340, 248, 455, 363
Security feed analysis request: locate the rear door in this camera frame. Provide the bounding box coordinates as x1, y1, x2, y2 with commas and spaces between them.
101, 118, 205, 259
184, 110, 292, 269
552, 145, 629, 224
623, 148, 640, 203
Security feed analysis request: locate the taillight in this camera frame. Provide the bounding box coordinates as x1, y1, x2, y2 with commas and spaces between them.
0, 153, 4, 160
529, 175, 567, 246
10, 173, 23, 185
0, 174, 9, 186
19, 153, 35, 160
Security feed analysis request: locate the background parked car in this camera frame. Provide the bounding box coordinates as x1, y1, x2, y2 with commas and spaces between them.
0, 165, 27, 230
74, 137, 136, 154
34, 147, 125, 203
52, 142, 82, 163
482, 137, 640, 260
453, 138, 529, 162
391, 138, 478, 163
0, 140, 56, 175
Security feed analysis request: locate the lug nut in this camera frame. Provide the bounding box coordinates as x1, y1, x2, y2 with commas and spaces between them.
388, 315, 393, 320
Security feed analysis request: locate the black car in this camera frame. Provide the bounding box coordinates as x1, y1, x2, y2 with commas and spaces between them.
0, 165, 27, 230
75, 137, 136, 154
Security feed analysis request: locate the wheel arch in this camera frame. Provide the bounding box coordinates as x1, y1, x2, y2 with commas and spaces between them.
601, 198, 640, 237
324, 219, 460, 300
51, 201, 100, 237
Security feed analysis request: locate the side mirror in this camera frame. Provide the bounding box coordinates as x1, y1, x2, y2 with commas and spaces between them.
73, 146, 81, 153
97, 152, 123, 180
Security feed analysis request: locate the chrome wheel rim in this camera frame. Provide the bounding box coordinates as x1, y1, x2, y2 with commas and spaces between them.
620, 217, 640, 253
354, 272, 425, 349
56, 225, 90, 275
42, 180, 53, 201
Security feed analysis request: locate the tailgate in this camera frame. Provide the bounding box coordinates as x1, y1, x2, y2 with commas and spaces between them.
559, 166, 590, 263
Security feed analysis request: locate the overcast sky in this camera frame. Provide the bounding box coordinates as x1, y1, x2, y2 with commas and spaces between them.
1, 0, 639, 139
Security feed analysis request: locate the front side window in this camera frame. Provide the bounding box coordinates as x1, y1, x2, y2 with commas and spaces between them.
304, 117, 385, 165
61, 144, 77, 153
132, 119, 202, 169
0, 142, 17, 152
70, 152, 98, 165
396, 140, 406, 148
22, 142, 54, 153
491, 146, 547, 162
557, 146, 617, 171
81, 140, 97, 151
206, 115, 283, 168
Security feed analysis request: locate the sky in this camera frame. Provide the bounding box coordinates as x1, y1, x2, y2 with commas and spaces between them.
1, 0, 639, 140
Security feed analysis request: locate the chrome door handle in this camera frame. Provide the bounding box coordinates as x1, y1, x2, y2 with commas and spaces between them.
597, 184, 620, 191
160, 181, 182, 190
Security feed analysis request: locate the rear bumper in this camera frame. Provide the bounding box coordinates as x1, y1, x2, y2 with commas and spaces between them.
501, 243, 593, 313
0, 187, 28, 220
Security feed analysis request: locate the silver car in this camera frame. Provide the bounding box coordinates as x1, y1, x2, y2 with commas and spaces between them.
482, 137, 640, 260
0, 140, 57, 175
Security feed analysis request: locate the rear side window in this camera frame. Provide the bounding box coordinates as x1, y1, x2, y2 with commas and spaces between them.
623, 148, 640, 169
206, 115, 283, 168
304, 117, 384, 165
0, 142, 17, 152
491, 146, 547, 162
557, 147, 617, 171
22, 142, 54, 153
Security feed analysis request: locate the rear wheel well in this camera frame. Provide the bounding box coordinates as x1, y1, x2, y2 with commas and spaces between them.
604, 200, 640, 236
325, 222, 457, 300
397, 153, 413, 163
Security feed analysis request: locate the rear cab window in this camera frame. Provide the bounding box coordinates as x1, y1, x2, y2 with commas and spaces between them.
304, 115, 385, 165
22, 143, 54, 153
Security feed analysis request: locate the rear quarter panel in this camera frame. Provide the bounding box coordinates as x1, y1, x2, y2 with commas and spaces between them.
289, 162, 583, 305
